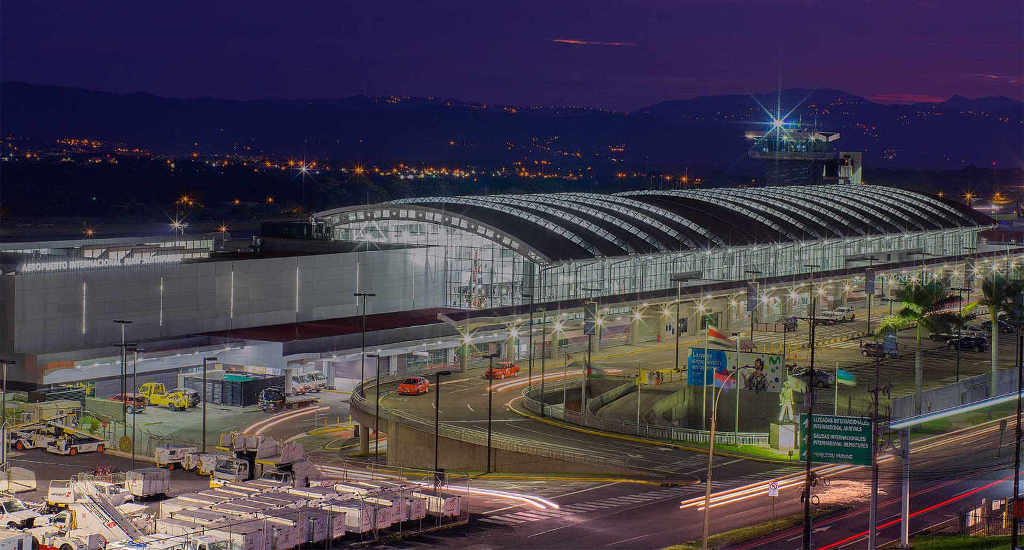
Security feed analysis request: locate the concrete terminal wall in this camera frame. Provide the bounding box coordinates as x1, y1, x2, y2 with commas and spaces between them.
7, 247, 444, 383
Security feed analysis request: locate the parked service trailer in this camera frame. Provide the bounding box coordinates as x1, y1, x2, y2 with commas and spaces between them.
178, 490, 232, 507
362, 497, 399, 526
323, 499, 374, 535
209, 501, 266, 518
159, 497, 198, 519
412, 490, 463, 518
126, 467, 171, 498
154, 446, 199, 470
246, 492, 307, 510
217, 482, 267, 496
169, 508, 230, 527
295, 507, 331, 546
207, 518, 270, 550
262, 512, 303, 550
155, 517, 208, 538
284, 486, 337, 502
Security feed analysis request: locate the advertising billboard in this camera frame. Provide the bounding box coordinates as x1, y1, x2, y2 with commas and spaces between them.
687, 348, 784, 391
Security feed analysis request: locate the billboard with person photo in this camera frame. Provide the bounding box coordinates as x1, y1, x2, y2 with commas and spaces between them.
687, 348, 784, 392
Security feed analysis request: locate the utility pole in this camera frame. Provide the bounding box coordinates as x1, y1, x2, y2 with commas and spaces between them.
868, 355, 883, 549
1013, 295, 1023, 549
485, 352, 499, 473
803, 264, 819, 550
114, 320, 132, 437
952, 287, 970, 382
0, 359, 12, 473
201, 356, 217, 453
433, 369, 451, 490
582, 288, 601, 417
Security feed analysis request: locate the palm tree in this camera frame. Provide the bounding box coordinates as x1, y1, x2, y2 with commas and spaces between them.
877, 280, 954, 414
980, 273, 1022, 395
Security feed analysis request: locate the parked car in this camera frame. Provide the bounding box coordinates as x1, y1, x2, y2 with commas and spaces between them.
483, 362, 521, 380
832, 306, 856, 321
981, 319, 1015, 334
860, 342, 898, 358
946, 334, 988, 352
397, 377, 429, 396
110, 393, 147, 413
789, 366, 832, 388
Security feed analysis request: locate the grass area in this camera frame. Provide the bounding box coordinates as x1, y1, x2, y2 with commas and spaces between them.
903, 535, 1010, 549
662, 507, 840, 550
911, 400, 1018, 440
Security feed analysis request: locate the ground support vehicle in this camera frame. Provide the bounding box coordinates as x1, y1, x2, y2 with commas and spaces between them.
9, 424, 58, 451
181, 453, 219, 475
211, 432, 319, 488
110, 394, 147, 414
256, 388, 318, 412
126, 468, 171, 498
107, 534, 229, 550
0, 497, 40, 528
28, 526, 105, 550
173, 388, 201, 408
46, 431, 105, 456
154, 446, 199, 470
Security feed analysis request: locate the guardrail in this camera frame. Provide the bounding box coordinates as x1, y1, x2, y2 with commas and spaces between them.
521, 385, 770, 448
350, 378, 634, 470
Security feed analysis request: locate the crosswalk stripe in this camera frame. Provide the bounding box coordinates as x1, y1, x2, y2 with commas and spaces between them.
491, 515, 526, 524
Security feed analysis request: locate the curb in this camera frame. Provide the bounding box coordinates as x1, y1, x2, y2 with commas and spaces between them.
506, 399, 797, 466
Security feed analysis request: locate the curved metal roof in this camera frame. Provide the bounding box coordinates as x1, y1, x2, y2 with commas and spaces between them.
321, 185, 994, 262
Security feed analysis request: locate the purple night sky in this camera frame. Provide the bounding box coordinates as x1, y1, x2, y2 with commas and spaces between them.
2, 0, 1020, 110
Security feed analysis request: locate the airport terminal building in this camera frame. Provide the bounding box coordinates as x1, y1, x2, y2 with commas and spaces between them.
0, 184, 997, 392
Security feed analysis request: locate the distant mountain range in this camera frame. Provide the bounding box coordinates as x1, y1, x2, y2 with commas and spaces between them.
2, 82, 1020, 169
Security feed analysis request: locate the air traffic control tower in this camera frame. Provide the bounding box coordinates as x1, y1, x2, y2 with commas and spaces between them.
746, 124, 862, 186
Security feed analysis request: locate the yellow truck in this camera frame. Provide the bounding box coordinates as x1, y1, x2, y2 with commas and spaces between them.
137, 382, 189, 411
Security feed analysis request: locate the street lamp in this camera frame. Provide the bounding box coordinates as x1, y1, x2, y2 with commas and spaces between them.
433, 369, 452, 489
669, 273, 698, 373
701, 366, 754, 550
201, 356, 218, 453
484, 352, 500, 473
128, 345, 146, 470
114, 320, 132, 436
354, 292, 376, 397
582, 287, 601, 417
744, 269, 762, 349
522, 292, 535, 390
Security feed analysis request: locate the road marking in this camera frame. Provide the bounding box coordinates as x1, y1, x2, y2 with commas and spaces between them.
466, 403, 474, 412
606, 533, 653, 546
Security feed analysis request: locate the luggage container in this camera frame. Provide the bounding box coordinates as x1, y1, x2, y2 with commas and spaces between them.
126, 467, 172, 498
262, 512, 302, 550
207, 518, 269, 550
323, 499, 374, 534
169, 508, 229, 527
284, 485, 336, 501
155, 517, 207, 538
412, 490, 463, 518
211, 501, 265, 518
158, 497, 197, 519
296, 506, 331, 546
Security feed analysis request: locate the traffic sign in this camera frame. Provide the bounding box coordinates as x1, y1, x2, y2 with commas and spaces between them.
767, 480, 779, 497
583, 301, 597, 335
799, 414, 873, 466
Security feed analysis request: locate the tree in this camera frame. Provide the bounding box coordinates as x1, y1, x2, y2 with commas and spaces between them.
980, 273, 1023, 395
877, 280, 955, 414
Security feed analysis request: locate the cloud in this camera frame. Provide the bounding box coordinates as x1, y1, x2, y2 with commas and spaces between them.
551, 38, 637, 47
963, 73, 1020, 85
868, 93, 946, 104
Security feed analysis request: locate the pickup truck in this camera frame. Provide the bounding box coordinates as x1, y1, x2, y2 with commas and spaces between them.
137, 382, 189, 411
483, 362, 521, 380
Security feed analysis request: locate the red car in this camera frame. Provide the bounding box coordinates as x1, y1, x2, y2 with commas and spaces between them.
483, 362, 521, 380
110, 393, 147, 413
397, 376, 429, 396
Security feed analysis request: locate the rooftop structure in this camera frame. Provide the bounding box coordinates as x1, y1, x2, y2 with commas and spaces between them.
318, 184, 993, 309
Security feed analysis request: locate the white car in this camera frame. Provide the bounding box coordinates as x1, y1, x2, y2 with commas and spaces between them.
832, 306, 855, 321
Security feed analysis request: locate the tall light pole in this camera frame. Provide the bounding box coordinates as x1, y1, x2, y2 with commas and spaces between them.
114, 320, 132, 436
369, 353, 382, 461
201, 356, 217, 453
130, 346, 145, 470
701, 366, 752, 550
484, 352, 500, 473
1012, 292, 1023, 549
354, 292, 375, 397
582, 287, 601, 417
433, 369, 452, 489
522, 292, 535, 389
539, 307, 548, 417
